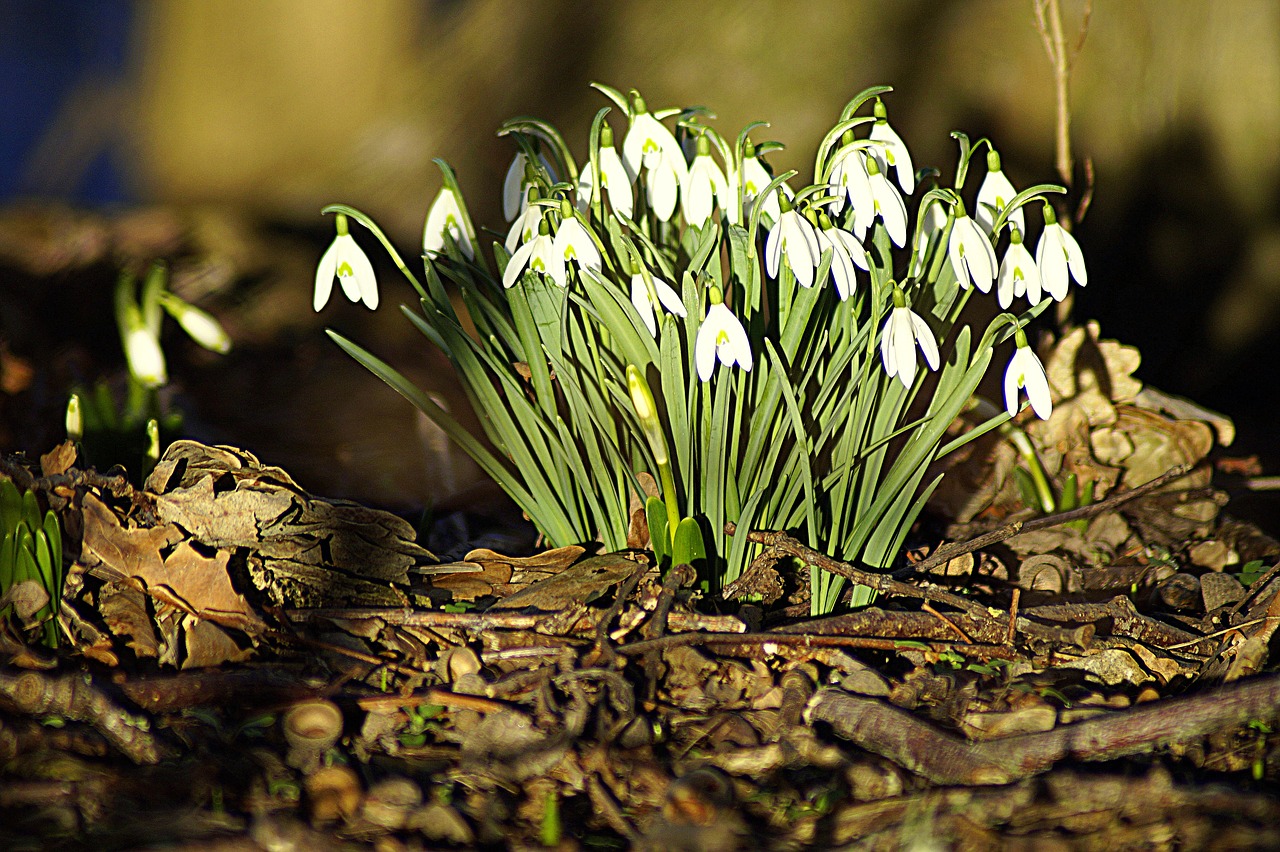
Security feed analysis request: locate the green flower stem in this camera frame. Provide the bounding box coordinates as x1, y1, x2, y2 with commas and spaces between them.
1006, 425, 1056, 513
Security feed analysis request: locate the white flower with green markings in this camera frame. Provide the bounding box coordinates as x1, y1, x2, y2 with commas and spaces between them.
880, 287, 939, 389
503, 217, 564, 288
628, 259, 686, 338
1036, 202, 1087, 300
622, 93, 688, 222
869, 98, 914, 194
696, 287, 752, 381
976, 148, 1023, 235
577, 123, 634, 218
1005, 329, 1053, 419
997, 225, 1042, 308
682, 134, 730, 227
423, 185, 475, 261
315, 214, 378, 311
765, 193, 821, 288
948, 203, 998, 293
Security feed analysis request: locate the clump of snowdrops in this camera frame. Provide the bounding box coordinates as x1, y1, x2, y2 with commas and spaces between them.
315, 84, 1086, 615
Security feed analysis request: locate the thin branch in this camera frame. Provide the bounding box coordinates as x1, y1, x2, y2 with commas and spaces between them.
913, 463, 1193, 573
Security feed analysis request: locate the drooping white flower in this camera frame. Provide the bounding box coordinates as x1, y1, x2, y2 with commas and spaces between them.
124, 324, 167, 388
764, 194, 821, 288
622, 94, 688, 222
159, 293, 231, 354
576, 123, 634, 218
869, 99, 914, 194
817, 215, 869, 300
736, 144, 788, 225
948, 204, 998, 293
553, 207, 603, 281
503, 152, 530, 222
696, 287, 752, 381
629, 263, 687, 338
997, 226, 1043, 309
880, 290, 939, 390
827, 137, 876, 230
681, 134, 730, 227
1036, 203, 1087, 300
861, 156, 908, 248
505, 190, 544, 252
423, 186, 475, 261
315, 215, 379, 311
503, 148, 557, 220
975, 148, 1024, 235
1004, 331, 1053, 419
502, 217, 564, 288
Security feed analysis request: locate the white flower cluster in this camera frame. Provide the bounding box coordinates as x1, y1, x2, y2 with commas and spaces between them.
316, 87, 1088, 421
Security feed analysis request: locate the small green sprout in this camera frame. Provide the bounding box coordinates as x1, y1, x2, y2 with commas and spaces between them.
0, 478, 64, 648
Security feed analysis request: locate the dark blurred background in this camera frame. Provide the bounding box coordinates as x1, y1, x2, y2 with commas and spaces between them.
1, 0, 1277, 522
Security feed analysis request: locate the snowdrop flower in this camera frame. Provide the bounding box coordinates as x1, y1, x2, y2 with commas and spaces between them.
553, 202, 603, 281
869, 98, 914, 195
628, 257, 686, 338
502, 152, 532, 221
862, 156, 908, 248
622, 93, 688, 222
827, 135, 876, 229
123, 322, 167, 388
735, 143, 788, 225
502, 217, 564, 288
696, 286, 752, 381
817, 213, 869, 300
576, 123, 634, 218
505, 187, 544, 252
681, 134, 730, 227
765, 194, 821, 288
1005, 329, 1052, 419
975, 148, 1024, 235
423, 186, 475, 261
159, 293, 231, 354
997, 225, 1043, 308
948, 202, 998, 293
315, 214, 378, 311
1036, 203, 1087, 300
880, 287, 939, 390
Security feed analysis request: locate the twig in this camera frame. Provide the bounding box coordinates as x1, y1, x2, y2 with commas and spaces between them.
807, 670, 1280, 786
1032, 0, 1092, 189
0, 670, 174, 764
921, 602, 974, 644
1006, 588, 1021, 645
914, 463, 1193, 573
616, 630, 1016, 661
724, 524, 991, 619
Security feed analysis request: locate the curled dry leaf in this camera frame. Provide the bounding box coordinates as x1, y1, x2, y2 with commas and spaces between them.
145, 440, 446, 607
